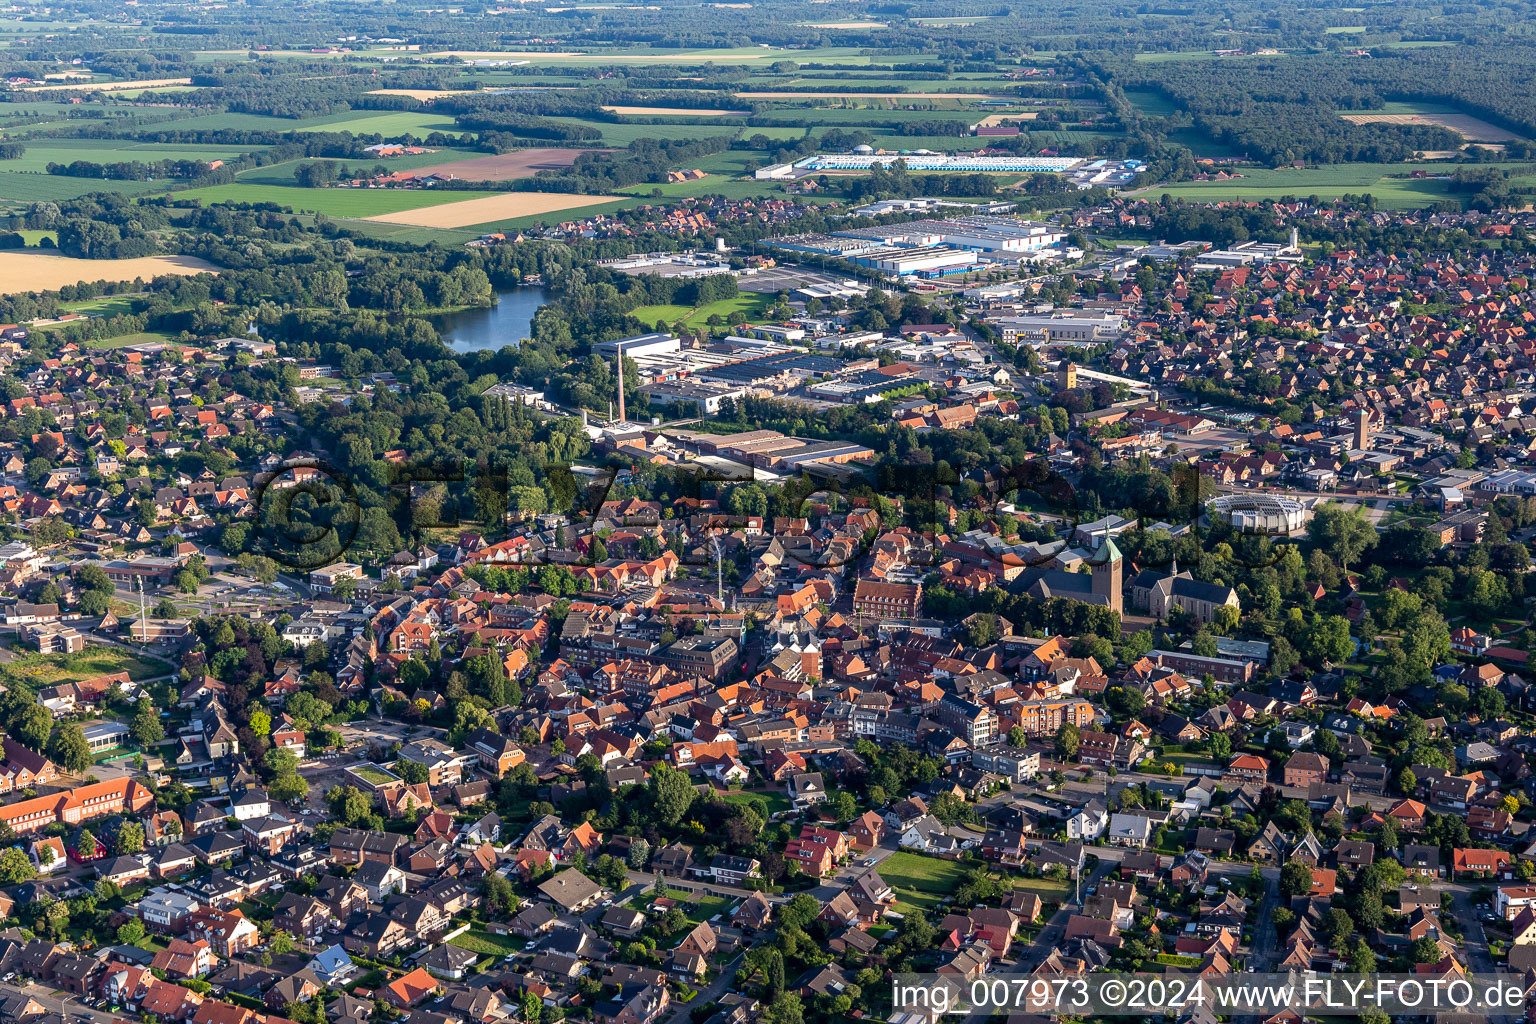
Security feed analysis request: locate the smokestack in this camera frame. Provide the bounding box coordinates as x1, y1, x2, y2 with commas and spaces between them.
615, 344, 625, 424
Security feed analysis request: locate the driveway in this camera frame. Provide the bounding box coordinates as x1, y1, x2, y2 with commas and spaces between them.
661, 953, 743, 1024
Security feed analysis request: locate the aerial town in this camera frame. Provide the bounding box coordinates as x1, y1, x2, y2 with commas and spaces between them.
2, 183, 1536, 1024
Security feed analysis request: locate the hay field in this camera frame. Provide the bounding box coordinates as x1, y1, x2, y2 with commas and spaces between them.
971, 112, 1040, 128
361, 192, 620, 227
368, 88, 474, 100
602, 105, 749, 116
736, 90, 1009, 100
0, 252, 218, 294
23, 77, 193, 93
1339, 111, 1523, 142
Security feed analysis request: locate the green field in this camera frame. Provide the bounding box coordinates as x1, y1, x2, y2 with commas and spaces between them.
547, 117, 739, 147
719, 789, 792, 815
170, 183, 501, 217
449, 928, 523, 956
292, 110, 464, 136
1124, 87, 1180, 117
235, 148, 485, 186
630, 293, 771, 329
1147, 162, 1460, 209
0, 647, 174, 686
877, 850, 968, 911
0, 141, 265, 174
0, 172, 170, 204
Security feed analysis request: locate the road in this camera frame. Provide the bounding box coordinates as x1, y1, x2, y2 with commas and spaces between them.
1, 980, 123, 1024
662, 952, 743, 1024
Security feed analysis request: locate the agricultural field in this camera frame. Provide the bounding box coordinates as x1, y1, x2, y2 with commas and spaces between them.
602, 105, 750, 117
0, 251, 219, 292
399, 148, 595, 181
1338, 106, 1524, 143
362, 191, 623, 228
544, 118, 739, 147
0, 173, 172, 205
291, 110, 463, 136
22, 77, 194, 94
171, 183, 502, 217
1145, 161, 1471, 208
0, 140, 265, 174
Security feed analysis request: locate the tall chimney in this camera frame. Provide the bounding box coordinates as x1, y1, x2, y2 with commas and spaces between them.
615, 344, 625, 424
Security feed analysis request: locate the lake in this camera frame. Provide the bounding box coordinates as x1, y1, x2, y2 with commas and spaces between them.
435, 285, 552, 353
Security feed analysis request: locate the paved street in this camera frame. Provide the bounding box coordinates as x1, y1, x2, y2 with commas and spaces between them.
662, 952, 743, 1024
0, 980, 123, 1024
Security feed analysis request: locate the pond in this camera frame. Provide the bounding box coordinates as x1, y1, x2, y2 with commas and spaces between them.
434, 285, 552, 353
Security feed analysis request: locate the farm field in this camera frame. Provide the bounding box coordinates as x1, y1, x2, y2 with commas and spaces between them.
0, 252, 219, 294
736, 91, 1011, 100
367, 88, 474, 100
400, 148, 595, 181
171, 183, 501, 217
293, 110, 462, 136
237, 150, 484, 186
1338, 109, 1523, 142
602, 105, 750, 117
0, 173, 172, 204
1140, 159, 1506, 208
22, 76, 194, 93
361, 191, 624, 228
545, 118, 737, 147
0, 141, 264, 174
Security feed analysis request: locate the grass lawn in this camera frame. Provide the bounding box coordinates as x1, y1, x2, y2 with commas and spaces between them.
169, 183, 501, 218
0, 647, 173, 685
629, 293, 771, 329
685, 894, 734, 923
720, 789, 791, 815
877, 850, 967, 912
449, 928, 523, 957
1013, 876, 1072, 898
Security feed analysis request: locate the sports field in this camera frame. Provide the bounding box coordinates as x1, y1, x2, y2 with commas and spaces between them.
0, 252, 218, 294
361, 191, 622, 227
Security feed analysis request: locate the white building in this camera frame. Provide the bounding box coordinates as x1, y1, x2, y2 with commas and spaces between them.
1066, 801, 1109, 841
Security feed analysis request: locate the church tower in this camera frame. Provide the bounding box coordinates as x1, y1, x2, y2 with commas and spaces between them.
1090, 536, 1123, 616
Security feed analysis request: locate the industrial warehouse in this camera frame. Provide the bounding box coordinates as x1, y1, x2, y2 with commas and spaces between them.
766, 214, 1072, 278
755, 149, 1085, 178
